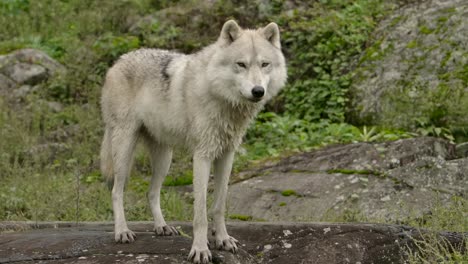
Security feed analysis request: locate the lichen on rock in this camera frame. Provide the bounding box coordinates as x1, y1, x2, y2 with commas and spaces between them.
348, 0, 468, 130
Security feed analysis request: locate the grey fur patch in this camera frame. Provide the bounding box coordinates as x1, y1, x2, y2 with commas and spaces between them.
160, 54, 173, 82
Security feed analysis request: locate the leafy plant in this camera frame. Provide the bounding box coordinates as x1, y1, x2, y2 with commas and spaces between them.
414, 118, 455, 143
276, 1, 392, 122
358, 126, 381, 142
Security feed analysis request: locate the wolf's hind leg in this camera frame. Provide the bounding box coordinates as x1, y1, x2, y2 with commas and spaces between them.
111, 126, 139, 243
144, 136, 178, 236
100, 127, 114, 189
210, 150, 238, 253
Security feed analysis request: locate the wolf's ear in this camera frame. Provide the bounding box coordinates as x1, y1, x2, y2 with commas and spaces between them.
262, 22, 281, 49
220, 20, 241, 44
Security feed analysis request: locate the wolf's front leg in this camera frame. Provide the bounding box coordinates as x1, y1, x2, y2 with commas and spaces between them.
211, 150, 238, 252
188, 155, 212, 264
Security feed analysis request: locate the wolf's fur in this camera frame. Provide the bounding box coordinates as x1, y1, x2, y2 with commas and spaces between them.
100, 20, 286, 264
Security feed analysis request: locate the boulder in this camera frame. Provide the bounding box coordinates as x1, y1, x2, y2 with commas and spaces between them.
18, 142, 70, 165
3, 62, 48, 85
0, 221, 465, 264
0, 73, 15, 92
0, 48, 65, 98
348, 0, 468, 129
227, 137, 466, 222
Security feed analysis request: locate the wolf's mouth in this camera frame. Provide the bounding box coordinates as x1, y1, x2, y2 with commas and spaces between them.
248, 98, 262, 103
240, 92, 262, 103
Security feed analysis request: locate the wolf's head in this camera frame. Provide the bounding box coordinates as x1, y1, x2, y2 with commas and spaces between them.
206, 20, 287, 105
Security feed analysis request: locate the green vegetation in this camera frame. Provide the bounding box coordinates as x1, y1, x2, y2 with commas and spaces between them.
280, 189, 297, 197
277, 0, 390, 122
164, 171, 193, 187
326, 169, 374, 175
229, 214, 253, 221
0, 2, 466, 261
322, 195, 467, 262
405, 196, 468, 263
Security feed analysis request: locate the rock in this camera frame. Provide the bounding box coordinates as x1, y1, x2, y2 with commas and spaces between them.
19, 143, 70, 165
12, 85, 32, 99
0, 222, 465, 264
0, 73, 16, 92
46, 124, 81, 142
456, 142, 468, 158
12, 48, 66, 74
3, 62, 48, 85
228, 137, 466, 222
0, 48, 65, 99
348, 0, 468, 128
46, 101, 64, 112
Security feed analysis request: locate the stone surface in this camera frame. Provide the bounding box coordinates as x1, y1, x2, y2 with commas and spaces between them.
0, 48, 65, 99
0, 222, 465, 264
227, 137, 466, 222
3, 63, 48, 85
46, 101, 64, 113
19, 142, 70, 165
0, 73, 15, 92
456, 142, 468, 158
348, 0, 468, 128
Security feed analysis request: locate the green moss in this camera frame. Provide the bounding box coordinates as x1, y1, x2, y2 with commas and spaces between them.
455, 60, 468, 86
439, 51, 452, 68
389, 15, 404, 27
326, 169, 374, 175
278, 202, 287, 206
441, 7, 456, 14
229, 214, 252, 221
359, 41, 383, 63
419, 25, 434, 35
437, 16, 449, 23
406, 40, 419, 49
281, 189, 297, 197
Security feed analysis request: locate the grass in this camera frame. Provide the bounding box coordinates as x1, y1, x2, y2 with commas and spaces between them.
0, 2, 466, 262
321, 195, 467, 262
229, 214, 253, 221
404, 196, 468, 263
164, 172, 193, 187
407, 234, 467, 263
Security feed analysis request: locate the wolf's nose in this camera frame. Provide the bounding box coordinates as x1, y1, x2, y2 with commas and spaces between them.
251, 86, 265, 98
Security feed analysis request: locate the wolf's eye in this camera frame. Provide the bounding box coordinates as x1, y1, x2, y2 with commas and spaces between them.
236, 62, 247, 68
261, 62, 270, 68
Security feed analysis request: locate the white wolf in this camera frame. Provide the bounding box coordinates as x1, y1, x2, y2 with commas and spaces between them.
100, 20, 287, 263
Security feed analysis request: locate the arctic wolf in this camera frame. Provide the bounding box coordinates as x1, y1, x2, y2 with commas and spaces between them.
100, 20, 287, 263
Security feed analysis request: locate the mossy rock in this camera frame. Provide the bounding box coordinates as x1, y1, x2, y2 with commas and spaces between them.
348, 0, 468, 130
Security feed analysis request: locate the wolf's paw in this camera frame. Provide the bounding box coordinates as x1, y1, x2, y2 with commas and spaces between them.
188, 246, 212, 264
154, 225, 179, 236
214, 235, 239, 253
115, 229, 136, 243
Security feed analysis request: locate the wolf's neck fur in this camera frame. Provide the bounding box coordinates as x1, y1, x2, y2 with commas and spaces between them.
181, 44, 263, 158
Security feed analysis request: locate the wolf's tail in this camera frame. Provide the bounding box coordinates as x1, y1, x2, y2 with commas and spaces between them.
100, 128, 114, 190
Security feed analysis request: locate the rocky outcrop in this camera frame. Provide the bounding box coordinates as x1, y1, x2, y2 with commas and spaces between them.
0, 49, 65, 99
227, 137, 467, 222
348, 0, 468, 129
0, 221, 465, 264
